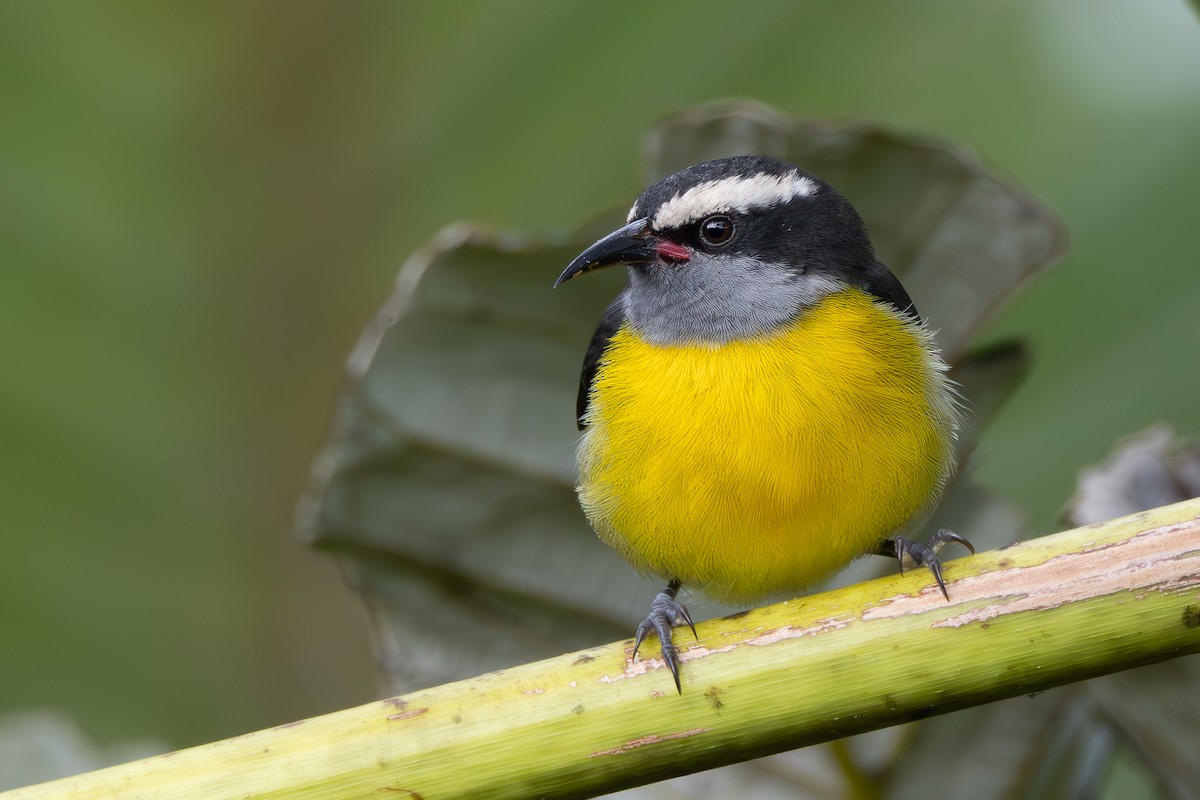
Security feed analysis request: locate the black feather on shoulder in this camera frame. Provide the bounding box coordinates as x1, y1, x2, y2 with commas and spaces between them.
577, 295, 627, 429
861, 261, 920, 321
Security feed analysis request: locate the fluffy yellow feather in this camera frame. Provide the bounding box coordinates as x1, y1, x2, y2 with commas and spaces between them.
578, 288, 958, 604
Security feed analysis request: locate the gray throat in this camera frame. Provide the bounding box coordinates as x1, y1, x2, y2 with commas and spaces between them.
622, 257, 844, 346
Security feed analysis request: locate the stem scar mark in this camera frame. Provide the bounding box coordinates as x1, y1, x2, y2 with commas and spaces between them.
588, 728, 710, 758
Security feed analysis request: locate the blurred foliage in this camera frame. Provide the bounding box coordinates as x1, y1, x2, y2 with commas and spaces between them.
3, 0, 1200, 794
0, 712, 162, 792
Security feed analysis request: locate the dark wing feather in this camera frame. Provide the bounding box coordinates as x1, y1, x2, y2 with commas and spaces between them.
576, 295, 627, 430
862, 261, 921, 321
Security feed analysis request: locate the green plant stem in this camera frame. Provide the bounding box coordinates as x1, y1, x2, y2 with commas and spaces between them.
7, 499, 1200, 800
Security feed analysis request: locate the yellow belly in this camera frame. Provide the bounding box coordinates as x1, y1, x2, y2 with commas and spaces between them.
577, 288, 957, 604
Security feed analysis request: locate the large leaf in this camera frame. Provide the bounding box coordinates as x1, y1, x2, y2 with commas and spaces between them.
299, 225, 647, 691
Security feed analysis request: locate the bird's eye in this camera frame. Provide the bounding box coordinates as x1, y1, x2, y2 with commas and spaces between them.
698, 215, 735, 246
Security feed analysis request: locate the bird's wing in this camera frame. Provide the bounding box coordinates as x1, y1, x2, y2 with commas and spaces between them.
863, 261, 921, 321
577, 294, 627, 430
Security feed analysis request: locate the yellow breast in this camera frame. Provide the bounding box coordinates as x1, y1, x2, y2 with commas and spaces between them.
577, 288, 957, 604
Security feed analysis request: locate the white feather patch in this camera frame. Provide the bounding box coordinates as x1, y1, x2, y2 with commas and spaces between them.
649, 171, 818, 229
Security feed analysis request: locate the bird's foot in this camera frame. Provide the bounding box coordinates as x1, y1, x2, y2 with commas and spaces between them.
632, 579, 698, 693
881, 529, 975, 600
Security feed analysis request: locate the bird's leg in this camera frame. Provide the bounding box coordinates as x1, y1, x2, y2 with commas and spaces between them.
877, 529, 975, 600
632, 579, 698, 693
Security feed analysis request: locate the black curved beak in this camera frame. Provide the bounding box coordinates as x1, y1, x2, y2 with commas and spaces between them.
554, 218, 656, 288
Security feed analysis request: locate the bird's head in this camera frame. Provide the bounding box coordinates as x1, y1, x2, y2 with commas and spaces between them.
555, 156, 884, 345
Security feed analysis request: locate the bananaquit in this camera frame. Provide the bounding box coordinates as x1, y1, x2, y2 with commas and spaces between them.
554, 156, 973, 691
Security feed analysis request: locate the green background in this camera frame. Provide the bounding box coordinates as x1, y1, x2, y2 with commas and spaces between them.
3, 0, 1199, 755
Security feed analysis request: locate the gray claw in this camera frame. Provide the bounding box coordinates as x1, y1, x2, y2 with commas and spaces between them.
889, 529, 974, 601
632, 580, 695, 693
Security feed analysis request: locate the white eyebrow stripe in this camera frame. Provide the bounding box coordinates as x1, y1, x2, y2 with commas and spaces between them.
649, 171, 818, 229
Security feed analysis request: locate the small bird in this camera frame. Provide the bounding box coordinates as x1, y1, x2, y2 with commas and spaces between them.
555, 156, 973, 691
